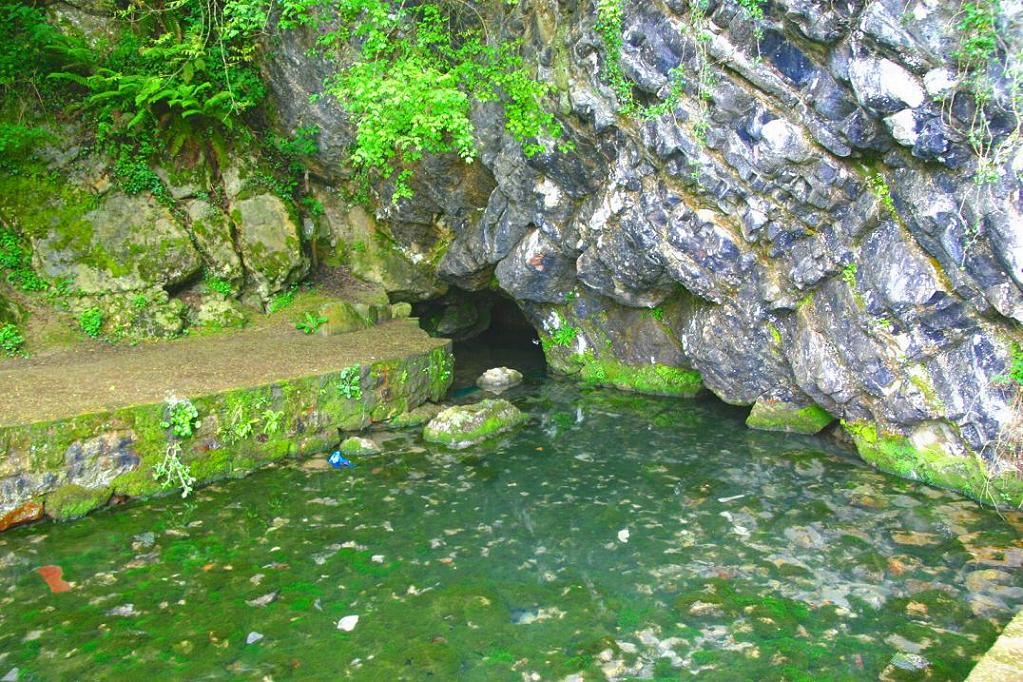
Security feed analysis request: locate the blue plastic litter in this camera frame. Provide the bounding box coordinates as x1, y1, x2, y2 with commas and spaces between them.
328, 451, 356, 469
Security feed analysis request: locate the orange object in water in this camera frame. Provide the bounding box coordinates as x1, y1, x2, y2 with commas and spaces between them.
36, 565, 71, 593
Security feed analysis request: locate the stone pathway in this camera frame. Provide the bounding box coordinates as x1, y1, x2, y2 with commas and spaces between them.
0, 318, 445, 427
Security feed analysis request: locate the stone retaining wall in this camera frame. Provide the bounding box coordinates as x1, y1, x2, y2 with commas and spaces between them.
0, 344, 453, 531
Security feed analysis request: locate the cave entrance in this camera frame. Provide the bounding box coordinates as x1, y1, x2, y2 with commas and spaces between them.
413, 288, 546, 388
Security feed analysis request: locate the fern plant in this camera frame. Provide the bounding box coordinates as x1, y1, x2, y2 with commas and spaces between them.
49, 0, 268, 156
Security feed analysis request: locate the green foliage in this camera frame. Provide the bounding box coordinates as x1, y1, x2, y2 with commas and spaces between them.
649, 307, 665, 322
1008, 343, 1023, 387
594, 0, 724, 133
218, 395, 272, 445
0, 124, 52, 171
866, 172, 897, 218
296, 311, 327, 334
267, 288, 296, 313
262, 408, 284, 435
225, 411, 256, 442
52, 1, 269, 148
338, 365, 363, 400
641, 68, 685, 120
841, 262, 858, 288
154, 441, 197, 498
0, 322, 25, 357
595, 0, 633, 112
550, 324, 580, 347
161, 398, 202, 438
111, 142, 171, 199
736, 0, 767, 39
0, 0, 83, 97
273, 125, 321, 158
78, 307, 104, 338
314, 0, 566, 202
203, 273, 234, 296
955, 1, 999, 71
948, 1, 1020, 189
0, 226, 48, 292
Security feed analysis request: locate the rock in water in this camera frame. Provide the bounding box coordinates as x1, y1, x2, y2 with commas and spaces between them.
477, 367, 524, 393
889, 652, 930, 672
423, 399, 526, 449
339, 436, 380, 456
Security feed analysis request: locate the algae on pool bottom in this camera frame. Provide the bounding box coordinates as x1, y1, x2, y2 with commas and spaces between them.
0, 381, 1021, 680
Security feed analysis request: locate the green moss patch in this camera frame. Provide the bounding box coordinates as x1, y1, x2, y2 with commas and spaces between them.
577, 354, 702, 398
44, 485, 112, 521
843, 421, 1023, 508
747, 400, 834, 434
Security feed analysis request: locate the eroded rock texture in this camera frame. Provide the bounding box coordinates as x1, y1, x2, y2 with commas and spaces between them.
265, 0, 1023, 501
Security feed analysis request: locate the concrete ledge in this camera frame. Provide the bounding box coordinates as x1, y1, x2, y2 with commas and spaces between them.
0, 320, 453, 530
967, 610, 1023, 681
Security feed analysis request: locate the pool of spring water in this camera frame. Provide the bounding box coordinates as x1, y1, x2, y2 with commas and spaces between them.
1, 341, 1021, 681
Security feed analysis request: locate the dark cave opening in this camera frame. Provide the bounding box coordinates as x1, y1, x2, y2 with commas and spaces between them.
413, 288, 546, 388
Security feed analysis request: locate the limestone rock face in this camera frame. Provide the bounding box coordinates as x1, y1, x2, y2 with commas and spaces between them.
233, 194, 308, 305
186, 199, 244, 285
263, 1, 1023, 500
32, 191, 202, 294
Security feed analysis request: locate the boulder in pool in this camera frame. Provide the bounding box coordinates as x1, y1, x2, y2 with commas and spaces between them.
476, 367, 523, 393
339, 436, 380, 456
423, 399, 526, 449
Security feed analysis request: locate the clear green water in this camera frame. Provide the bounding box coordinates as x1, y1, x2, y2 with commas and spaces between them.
1, 351, 1022, 681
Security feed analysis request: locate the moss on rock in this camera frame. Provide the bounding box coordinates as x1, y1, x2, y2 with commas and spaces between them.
843, 421, 1023, 508
576, 354, 703, 398
424, 399, 526, 449
747, 400, 834, 434
339, 436, 380, 456
44, 484, 111, 521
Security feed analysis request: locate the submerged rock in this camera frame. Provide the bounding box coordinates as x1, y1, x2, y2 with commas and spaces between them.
476, 367, 523, 393
887, 651, 930, 672
423, 399, 526, 449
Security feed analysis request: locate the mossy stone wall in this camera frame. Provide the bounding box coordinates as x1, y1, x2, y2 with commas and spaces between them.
0, 344, 453, 529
